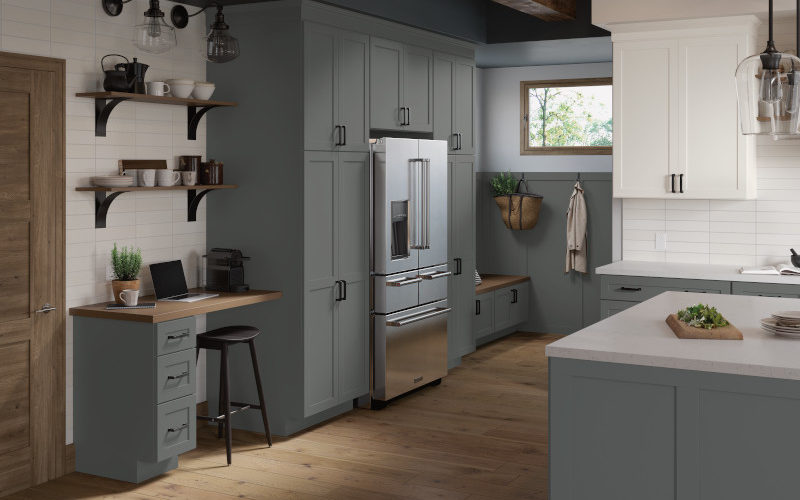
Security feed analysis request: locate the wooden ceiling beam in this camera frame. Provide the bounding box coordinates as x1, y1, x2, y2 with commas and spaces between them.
490, 0, 577, 21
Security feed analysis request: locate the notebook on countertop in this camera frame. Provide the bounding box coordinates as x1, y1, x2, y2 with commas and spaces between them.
740, 264, 800, 276
105, 302, 156, 310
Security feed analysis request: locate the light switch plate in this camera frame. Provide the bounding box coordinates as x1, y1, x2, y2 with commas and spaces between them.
655, 233, 667, 251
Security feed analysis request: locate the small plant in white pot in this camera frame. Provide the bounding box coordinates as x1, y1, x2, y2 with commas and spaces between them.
111, 243, 142, 304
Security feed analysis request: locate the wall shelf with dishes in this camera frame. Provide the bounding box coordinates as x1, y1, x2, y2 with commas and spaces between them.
76, 184, 237, 228
76, 91, 237, 140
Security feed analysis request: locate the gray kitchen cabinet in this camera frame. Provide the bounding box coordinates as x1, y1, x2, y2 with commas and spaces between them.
434, 54, 475, 154
475, 281, 531, 345
474, 294, 494, 340
600, 299, 636, 319
600, 275, 730, 318
207, 0, 475, 436
448, 155, 476, 365
304, 23, 369, 152
303, 151, 369, 417
73, 316, 197, 483
371, 38, 433, 133
732, 281, 800, 298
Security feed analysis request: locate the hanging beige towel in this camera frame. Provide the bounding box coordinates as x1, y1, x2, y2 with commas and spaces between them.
565, 181, 588, 274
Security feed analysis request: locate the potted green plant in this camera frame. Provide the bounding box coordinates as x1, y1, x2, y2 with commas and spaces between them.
110, 243, 142, 304
490, 172, 543, 230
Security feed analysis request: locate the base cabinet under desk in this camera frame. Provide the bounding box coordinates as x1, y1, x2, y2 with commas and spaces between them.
474, 281, 530, 345
73, 316, 197, 483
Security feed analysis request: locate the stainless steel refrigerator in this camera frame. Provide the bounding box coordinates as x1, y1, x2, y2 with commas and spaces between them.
370, 138, 450, 404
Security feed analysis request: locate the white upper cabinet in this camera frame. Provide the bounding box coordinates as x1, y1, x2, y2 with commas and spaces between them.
612, 17, 758, 199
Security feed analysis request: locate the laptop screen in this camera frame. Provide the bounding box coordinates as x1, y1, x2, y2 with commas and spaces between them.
150, 260, 189, 299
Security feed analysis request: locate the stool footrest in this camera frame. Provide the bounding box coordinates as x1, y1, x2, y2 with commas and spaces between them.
197, 402, 262, 423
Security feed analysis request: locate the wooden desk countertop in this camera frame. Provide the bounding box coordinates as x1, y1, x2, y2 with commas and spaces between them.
475, 274, 530, 295
68, 289, 282, 324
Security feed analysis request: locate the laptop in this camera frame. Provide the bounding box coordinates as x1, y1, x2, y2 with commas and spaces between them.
150, 260, 218, 302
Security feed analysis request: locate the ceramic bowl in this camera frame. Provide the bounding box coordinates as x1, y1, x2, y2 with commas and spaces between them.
192, 82, 215, 100
167, 79, 195, 99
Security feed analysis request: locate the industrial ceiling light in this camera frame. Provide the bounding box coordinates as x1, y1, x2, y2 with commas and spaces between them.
171, 4, 240, 63
132, 0, 177, 54
736, 0, 800, 135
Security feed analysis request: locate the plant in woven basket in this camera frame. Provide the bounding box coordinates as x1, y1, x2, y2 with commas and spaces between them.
110, 243, 142, 304
490, 172, 544, 231
490, 172, 518, 197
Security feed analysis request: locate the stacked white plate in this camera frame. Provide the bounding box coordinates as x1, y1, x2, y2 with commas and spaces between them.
91, 175, 135, 188
761, 311, 800, 338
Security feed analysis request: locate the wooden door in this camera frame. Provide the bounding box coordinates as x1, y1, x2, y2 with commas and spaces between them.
336, 153, 369, 401
304, 23, 338, 151
402, 45, 434, 132
433, 53, 455, 150
303, 151, 339, 417
453, 58, 476, 155
337, 31, 370, 152
613, 39, 678, 198
0, 52, 65, 496
370, 38, 404, 131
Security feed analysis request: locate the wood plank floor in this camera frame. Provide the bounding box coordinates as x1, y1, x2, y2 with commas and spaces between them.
9, 332, 560, 500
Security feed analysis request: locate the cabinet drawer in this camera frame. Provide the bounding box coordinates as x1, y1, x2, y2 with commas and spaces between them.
156, 349, 195, 404
601, 275, 729, 302
732, 281, 800, 298
155, 317, 196, 356
601, 299, 636, 319
374, 270, 420, 314
155, 395, 196, 462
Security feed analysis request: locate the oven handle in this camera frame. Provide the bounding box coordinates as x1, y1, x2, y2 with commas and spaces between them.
386, 277, 422, 287
419, 271, 452, 280
386, 307, 451, 327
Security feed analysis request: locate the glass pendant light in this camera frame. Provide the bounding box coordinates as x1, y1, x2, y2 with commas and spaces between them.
736, 0, 800, 135
170, 4, 240, 63
132, 0, 177, 54
205, 6, 240, 63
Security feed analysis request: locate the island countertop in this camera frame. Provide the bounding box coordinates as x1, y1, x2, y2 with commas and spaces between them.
546, 291, 800, 381
597, 260, 800, 285
69, 288, 282, 323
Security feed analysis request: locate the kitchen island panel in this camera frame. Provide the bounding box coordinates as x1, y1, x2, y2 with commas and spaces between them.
551, 356, 800, 500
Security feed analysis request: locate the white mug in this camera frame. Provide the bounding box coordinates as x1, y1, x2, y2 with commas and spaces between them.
139, 169, 156, 187
157, 170, 181, 186
146, 81, 171, 97
119, 289, 139, 306
181, 171, 197, 186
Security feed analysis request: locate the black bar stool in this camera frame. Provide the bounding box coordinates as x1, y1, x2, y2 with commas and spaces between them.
196, 325, 271, 465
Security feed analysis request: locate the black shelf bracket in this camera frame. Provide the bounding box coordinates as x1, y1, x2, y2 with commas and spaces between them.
94, 97, 131, 137
187, 189, 214, 222
95, 191, 127, 228
187, 105, 220, 140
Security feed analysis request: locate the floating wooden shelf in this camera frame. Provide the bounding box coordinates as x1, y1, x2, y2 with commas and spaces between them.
75, 92, 237, 140
75, 184, 237, 228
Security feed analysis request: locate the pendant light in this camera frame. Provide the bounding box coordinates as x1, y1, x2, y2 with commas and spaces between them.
171, 4, 240, 63
132, 0, 177, 54
736, 0, 800, 135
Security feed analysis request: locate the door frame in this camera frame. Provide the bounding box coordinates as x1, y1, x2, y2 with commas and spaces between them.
0, 50, 67, 488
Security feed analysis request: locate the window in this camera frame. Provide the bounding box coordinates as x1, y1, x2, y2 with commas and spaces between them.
520, 77, 612, 155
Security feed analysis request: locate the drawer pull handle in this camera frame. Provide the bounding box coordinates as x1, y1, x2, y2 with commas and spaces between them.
167, 423, 188, 433
419, 271, 452, 280
386, 277, 422, 287
166, 332, 190, 340
167, 371, 190, 380
617, 287, 642, 292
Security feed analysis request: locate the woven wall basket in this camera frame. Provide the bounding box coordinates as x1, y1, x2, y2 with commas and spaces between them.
493, 179, 543, 230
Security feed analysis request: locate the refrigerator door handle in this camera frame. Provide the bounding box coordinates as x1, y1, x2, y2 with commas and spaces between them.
422, 159, 430, 249
386, 307, 451, 327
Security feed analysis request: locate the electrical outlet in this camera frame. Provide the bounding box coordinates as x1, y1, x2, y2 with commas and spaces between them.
655, 232, 667, 251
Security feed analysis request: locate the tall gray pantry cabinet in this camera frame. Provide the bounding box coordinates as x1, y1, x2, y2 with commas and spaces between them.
206, 0, 477, 435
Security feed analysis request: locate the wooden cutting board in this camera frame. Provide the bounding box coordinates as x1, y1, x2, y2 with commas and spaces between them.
665, 313, 743, 340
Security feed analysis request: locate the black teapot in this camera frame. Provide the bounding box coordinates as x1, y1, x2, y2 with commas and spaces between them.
101, 54, 149, 94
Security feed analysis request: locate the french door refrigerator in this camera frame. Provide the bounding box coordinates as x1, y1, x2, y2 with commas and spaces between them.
370, 138, 450, 404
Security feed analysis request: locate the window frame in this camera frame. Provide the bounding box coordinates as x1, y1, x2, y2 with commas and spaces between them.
520, 77, 613, 156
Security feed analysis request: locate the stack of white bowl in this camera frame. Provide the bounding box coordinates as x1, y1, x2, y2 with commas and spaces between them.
166, 79, 216, 100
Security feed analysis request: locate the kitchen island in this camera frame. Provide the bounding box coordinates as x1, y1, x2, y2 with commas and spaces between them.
547, 291, 800, 500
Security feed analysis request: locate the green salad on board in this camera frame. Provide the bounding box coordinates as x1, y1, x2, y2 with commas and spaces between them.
677, 304, 729, 330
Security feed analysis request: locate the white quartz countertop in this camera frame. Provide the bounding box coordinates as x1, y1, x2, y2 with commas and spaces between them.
546, 292, 800, 380
596, 260, 800, 285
